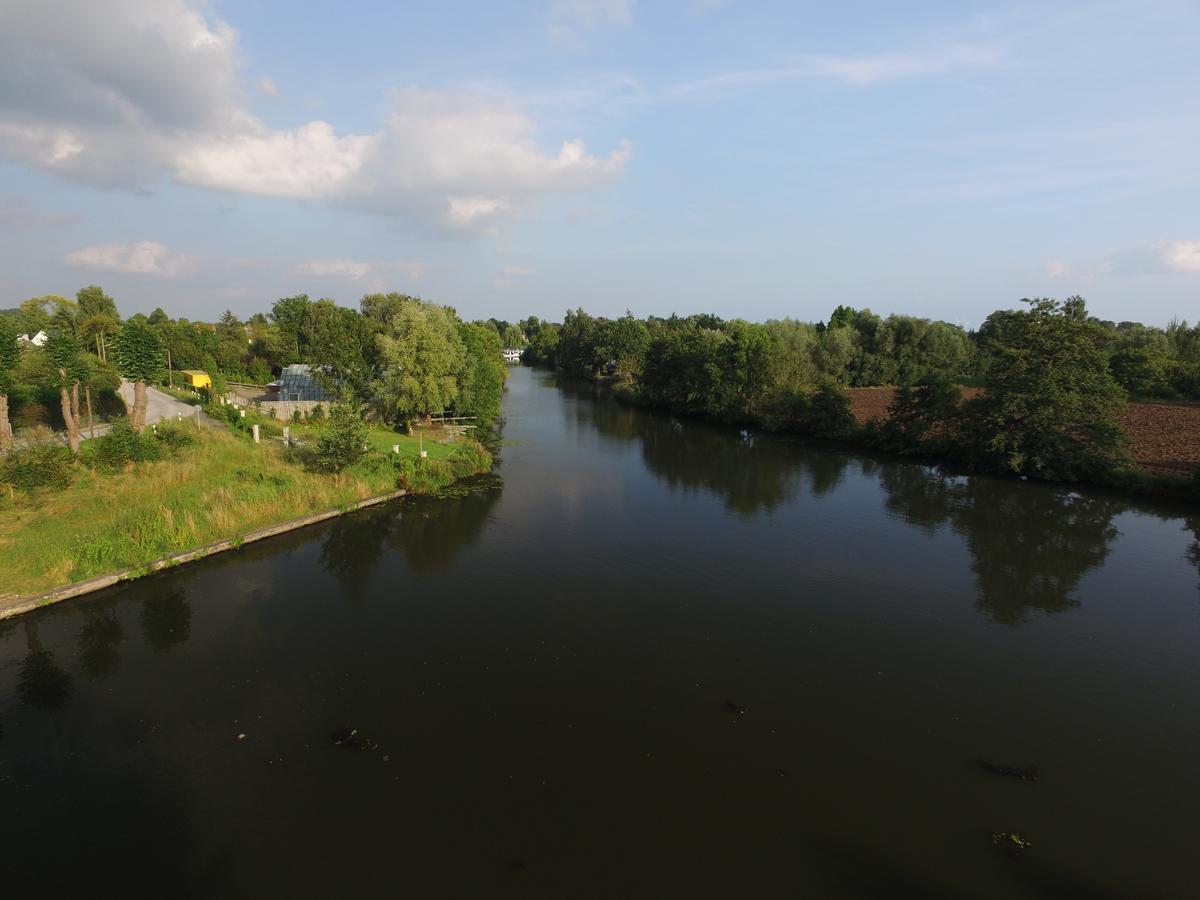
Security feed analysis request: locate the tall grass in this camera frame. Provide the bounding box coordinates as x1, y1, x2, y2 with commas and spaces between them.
0, 428, 401, 597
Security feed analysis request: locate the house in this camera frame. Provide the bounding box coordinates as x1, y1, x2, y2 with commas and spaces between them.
177, 369, 212, 391
503, 348, 522, 363
267, 364, 332, 402
17, 330, 47, 347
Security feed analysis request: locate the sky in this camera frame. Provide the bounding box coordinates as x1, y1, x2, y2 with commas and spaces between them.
0, 0, 1197, 327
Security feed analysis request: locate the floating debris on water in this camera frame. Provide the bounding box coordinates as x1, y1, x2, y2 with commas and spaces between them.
332, 727, 378, 751
979, 759, 1040, 781
992, 832, 1033, 860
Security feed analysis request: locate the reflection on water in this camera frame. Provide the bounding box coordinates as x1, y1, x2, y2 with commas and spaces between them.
140, 585, 192, 652
879, 465, 1122, 624
17, 620, 71, 710
1, 367, 1197, 899
319, 476, 503, 589
77, 606, 125, 679
568, 375, 1138, 626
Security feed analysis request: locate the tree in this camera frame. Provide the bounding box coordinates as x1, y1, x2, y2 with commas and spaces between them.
18, 295, 72, 336
502, 323, 526, 349
147, 307, 169, 326
457, 322, 507, 426
304, 299, 376, 400
314, 403, 368, 472
964, 297, 1128, 480
113, 319, 165, 431
0, 315, 18, 450
45, 323, 86, 452
77, 313, 120, 362
75, 285, 119, 322
374, 298, 466, 425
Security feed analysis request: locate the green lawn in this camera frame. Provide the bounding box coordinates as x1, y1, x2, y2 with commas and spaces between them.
290, 422, 459, 460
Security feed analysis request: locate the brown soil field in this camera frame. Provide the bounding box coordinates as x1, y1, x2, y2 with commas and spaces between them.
847, 387, 1200, 479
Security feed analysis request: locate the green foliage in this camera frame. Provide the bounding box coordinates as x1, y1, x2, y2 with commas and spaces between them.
1, 440, 75, 492
314, 404, 368, 472
82, 420, 163, 470
113, 319, 165, 383
0, 315, 19, 394
374, 297, 465, 422
877, 373, 963, 453
457, 321, 507, 426
964, 297, 1128, 480
153, 421, 198, 450
309, 402, 325, 422
804, 382, 857, 439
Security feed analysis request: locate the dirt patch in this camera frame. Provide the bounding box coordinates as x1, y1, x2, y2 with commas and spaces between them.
847, 387, 1200, 479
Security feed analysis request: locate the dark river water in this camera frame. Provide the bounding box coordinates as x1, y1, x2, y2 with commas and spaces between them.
2, 366, 1198, 898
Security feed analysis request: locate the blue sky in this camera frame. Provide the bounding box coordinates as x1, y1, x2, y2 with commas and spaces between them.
1, 0, 1197, 326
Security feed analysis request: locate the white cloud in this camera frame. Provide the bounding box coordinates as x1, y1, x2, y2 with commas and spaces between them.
296, 258, 425, 285
0, 0, 632, 233
1160, 240, 1200, 273
257, 77, 279, 98
1046, 260, 1067, 279
667, 42, 1003, 99
66, 241, 194, 276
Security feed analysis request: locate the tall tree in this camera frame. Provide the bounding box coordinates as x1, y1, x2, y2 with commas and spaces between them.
0, 315, 18, 450
45, 322, 85, 452
457, 322, 507, 426
374, 298, 465, 425
113, 319, 165, 431
965, 296, 1128, 480
75, 285, 120, 322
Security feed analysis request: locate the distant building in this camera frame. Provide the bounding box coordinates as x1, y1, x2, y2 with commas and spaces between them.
267, 364, 332, 401
17, 330, 47, 347
503, 348, 522, 363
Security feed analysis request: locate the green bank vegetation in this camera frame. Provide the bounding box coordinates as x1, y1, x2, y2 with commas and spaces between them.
1, 287, 505, 599
521, 298, 1200, 498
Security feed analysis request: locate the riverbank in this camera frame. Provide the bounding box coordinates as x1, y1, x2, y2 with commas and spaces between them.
0, 424, 493, 607
606, 378, 1200, 504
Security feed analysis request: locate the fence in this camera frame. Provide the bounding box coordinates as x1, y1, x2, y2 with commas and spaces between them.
223, 393, 327, 420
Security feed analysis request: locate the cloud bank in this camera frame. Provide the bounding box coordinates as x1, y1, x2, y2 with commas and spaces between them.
0, 0, 632, 233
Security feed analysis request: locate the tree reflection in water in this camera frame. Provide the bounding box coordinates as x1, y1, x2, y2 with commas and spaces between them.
77, 605, 125, 679
317, 475, 504, 584
386, 475, 503, 575
879, 465, 1123, 624
140, 585, 192, 653
18, 619, 72, 710
574, 383, 851, 514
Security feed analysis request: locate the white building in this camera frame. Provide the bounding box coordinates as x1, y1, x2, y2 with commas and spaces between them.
17, 330, 47, 347
503, 348, 522, 363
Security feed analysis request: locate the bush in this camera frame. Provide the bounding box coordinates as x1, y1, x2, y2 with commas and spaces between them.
394, 456, 455, 494
153, 421, 198, 451
1, 439, 75, 493
82, 420, 162, 471
13, 402, 51, 431
309, 403, 326, 423
314, 405, 367, 472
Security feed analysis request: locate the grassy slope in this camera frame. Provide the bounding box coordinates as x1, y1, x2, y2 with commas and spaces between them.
0, 427, 401, 597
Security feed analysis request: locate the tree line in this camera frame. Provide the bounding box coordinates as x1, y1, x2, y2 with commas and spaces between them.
0, 287, 509, 454
520, 299, 1200, 487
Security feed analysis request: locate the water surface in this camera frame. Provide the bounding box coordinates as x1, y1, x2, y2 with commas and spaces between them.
2, 367, 1197, 897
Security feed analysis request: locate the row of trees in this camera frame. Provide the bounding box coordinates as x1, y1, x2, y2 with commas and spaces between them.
1, 287, 510, 452
524, 303, 1200, 401
523, 297, 1198, 484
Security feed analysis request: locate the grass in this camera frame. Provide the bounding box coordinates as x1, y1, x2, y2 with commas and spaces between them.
0, 427, 403, 598
289, 422, 460, 460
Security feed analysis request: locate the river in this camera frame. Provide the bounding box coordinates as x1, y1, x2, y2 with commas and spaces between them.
2, 366, 1197, 898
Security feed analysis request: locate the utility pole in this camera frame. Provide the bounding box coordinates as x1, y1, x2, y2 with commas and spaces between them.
167, 348, 173, 387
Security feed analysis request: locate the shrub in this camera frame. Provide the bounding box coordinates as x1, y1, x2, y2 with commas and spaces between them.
309, 403, 326, 423
154, 421, 198, 451
314, 404, 367, 472
83, 420, 162, 471
1, 439, 74, 492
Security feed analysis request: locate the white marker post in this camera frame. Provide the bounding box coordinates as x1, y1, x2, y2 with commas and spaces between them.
252, 424, 260, 444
